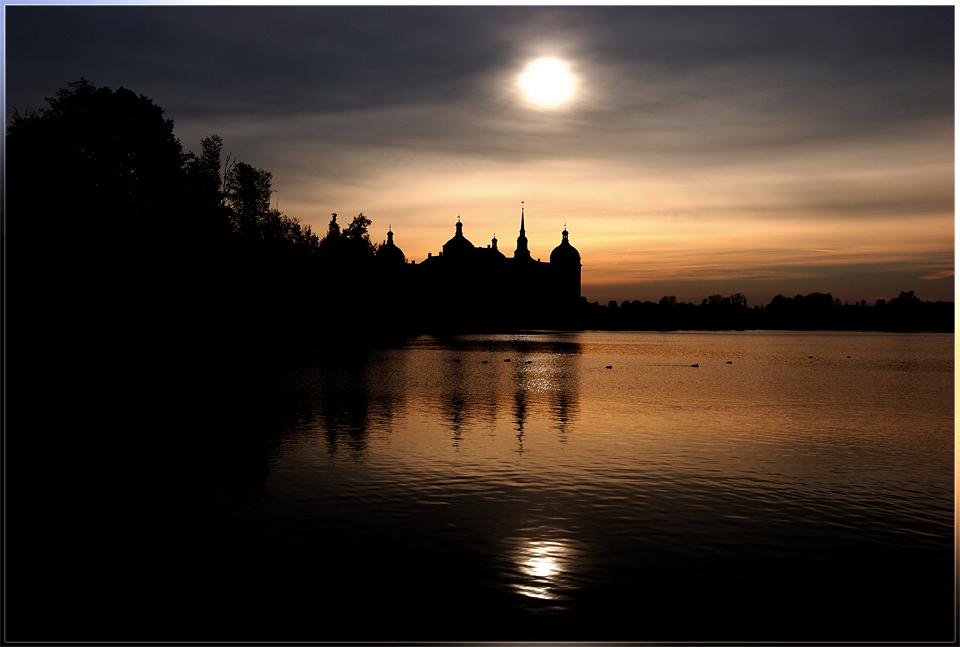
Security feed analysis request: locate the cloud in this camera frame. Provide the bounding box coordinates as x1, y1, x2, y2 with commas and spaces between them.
7, 6, 516, 117
920, 270, 955, 281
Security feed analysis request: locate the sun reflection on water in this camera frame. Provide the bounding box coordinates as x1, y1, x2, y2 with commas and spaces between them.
513, 539, 573, 601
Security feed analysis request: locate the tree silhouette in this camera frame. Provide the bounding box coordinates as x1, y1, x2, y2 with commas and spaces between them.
186, 135, 225, 209
7, 78, 189, 331
892, 290, 919, 303
8, 78, 186, 229
225, 161, 273, 234
183, 134, 233, 244
343, 212, 376, 257
326, 212, 342, 238
318, 212, 377, 265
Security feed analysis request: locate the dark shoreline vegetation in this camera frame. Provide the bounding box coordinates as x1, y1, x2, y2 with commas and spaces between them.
6, 80, 955, 641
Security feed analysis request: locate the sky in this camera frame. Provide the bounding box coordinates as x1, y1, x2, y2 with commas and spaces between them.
5, 4, 955, 306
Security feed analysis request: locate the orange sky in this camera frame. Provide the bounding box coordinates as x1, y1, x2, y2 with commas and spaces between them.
262, 100, 953, 305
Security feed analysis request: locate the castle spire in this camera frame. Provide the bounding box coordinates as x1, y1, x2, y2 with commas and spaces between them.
514, 201, 531, 261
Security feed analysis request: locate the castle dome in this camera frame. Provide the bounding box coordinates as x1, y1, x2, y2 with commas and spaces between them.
443, 218, 475, 256
376, 228, 406, 265
550, 227, 581, 265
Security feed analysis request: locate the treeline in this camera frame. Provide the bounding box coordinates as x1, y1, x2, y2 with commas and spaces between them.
8, 79, 395, 379
579, 291, 953, 332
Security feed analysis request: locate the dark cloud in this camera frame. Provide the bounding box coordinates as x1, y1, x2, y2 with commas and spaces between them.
8, 6, 952, 122
7, 6, 515, 117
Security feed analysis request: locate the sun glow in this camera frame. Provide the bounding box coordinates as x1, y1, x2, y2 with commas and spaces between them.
519, 58, 576, 107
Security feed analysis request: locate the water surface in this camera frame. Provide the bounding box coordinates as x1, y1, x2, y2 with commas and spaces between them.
207, 331, 954, 641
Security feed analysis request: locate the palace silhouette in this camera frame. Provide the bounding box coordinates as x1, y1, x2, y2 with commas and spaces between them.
375, 206, 582, 330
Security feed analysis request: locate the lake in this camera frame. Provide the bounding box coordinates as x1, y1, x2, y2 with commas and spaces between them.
187, 331, 953, 641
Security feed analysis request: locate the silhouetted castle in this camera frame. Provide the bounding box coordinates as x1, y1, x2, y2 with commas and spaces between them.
375, 207, 582, 330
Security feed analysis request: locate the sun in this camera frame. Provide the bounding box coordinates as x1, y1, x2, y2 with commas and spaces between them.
519, 58, 576, 108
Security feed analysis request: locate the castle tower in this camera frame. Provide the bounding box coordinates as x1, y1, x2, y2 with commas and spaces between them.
514, 204, 532, 262
376, 226, 406, 265
443, 215, 475, 257
549, 225, 582, 302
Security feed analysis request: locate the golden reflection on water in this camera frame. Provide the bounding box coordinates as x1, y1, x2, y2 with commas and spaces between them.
513, 539, 572, 601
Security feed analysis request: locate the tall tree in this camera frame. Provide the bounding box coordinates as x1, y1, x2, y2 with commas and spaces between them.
7, 77, 190, 317
186, 134, 225, 208
343, 212, 376, 258
8, 78, 186, 225
326, 213, 341, 239
225, 161, 273, 233
319, 213, 342, 259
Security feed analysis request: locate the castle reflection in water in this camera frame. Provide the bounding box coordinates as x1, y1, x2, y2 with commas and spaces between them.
375, 207, 582, 330
268, 335, 583, 458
